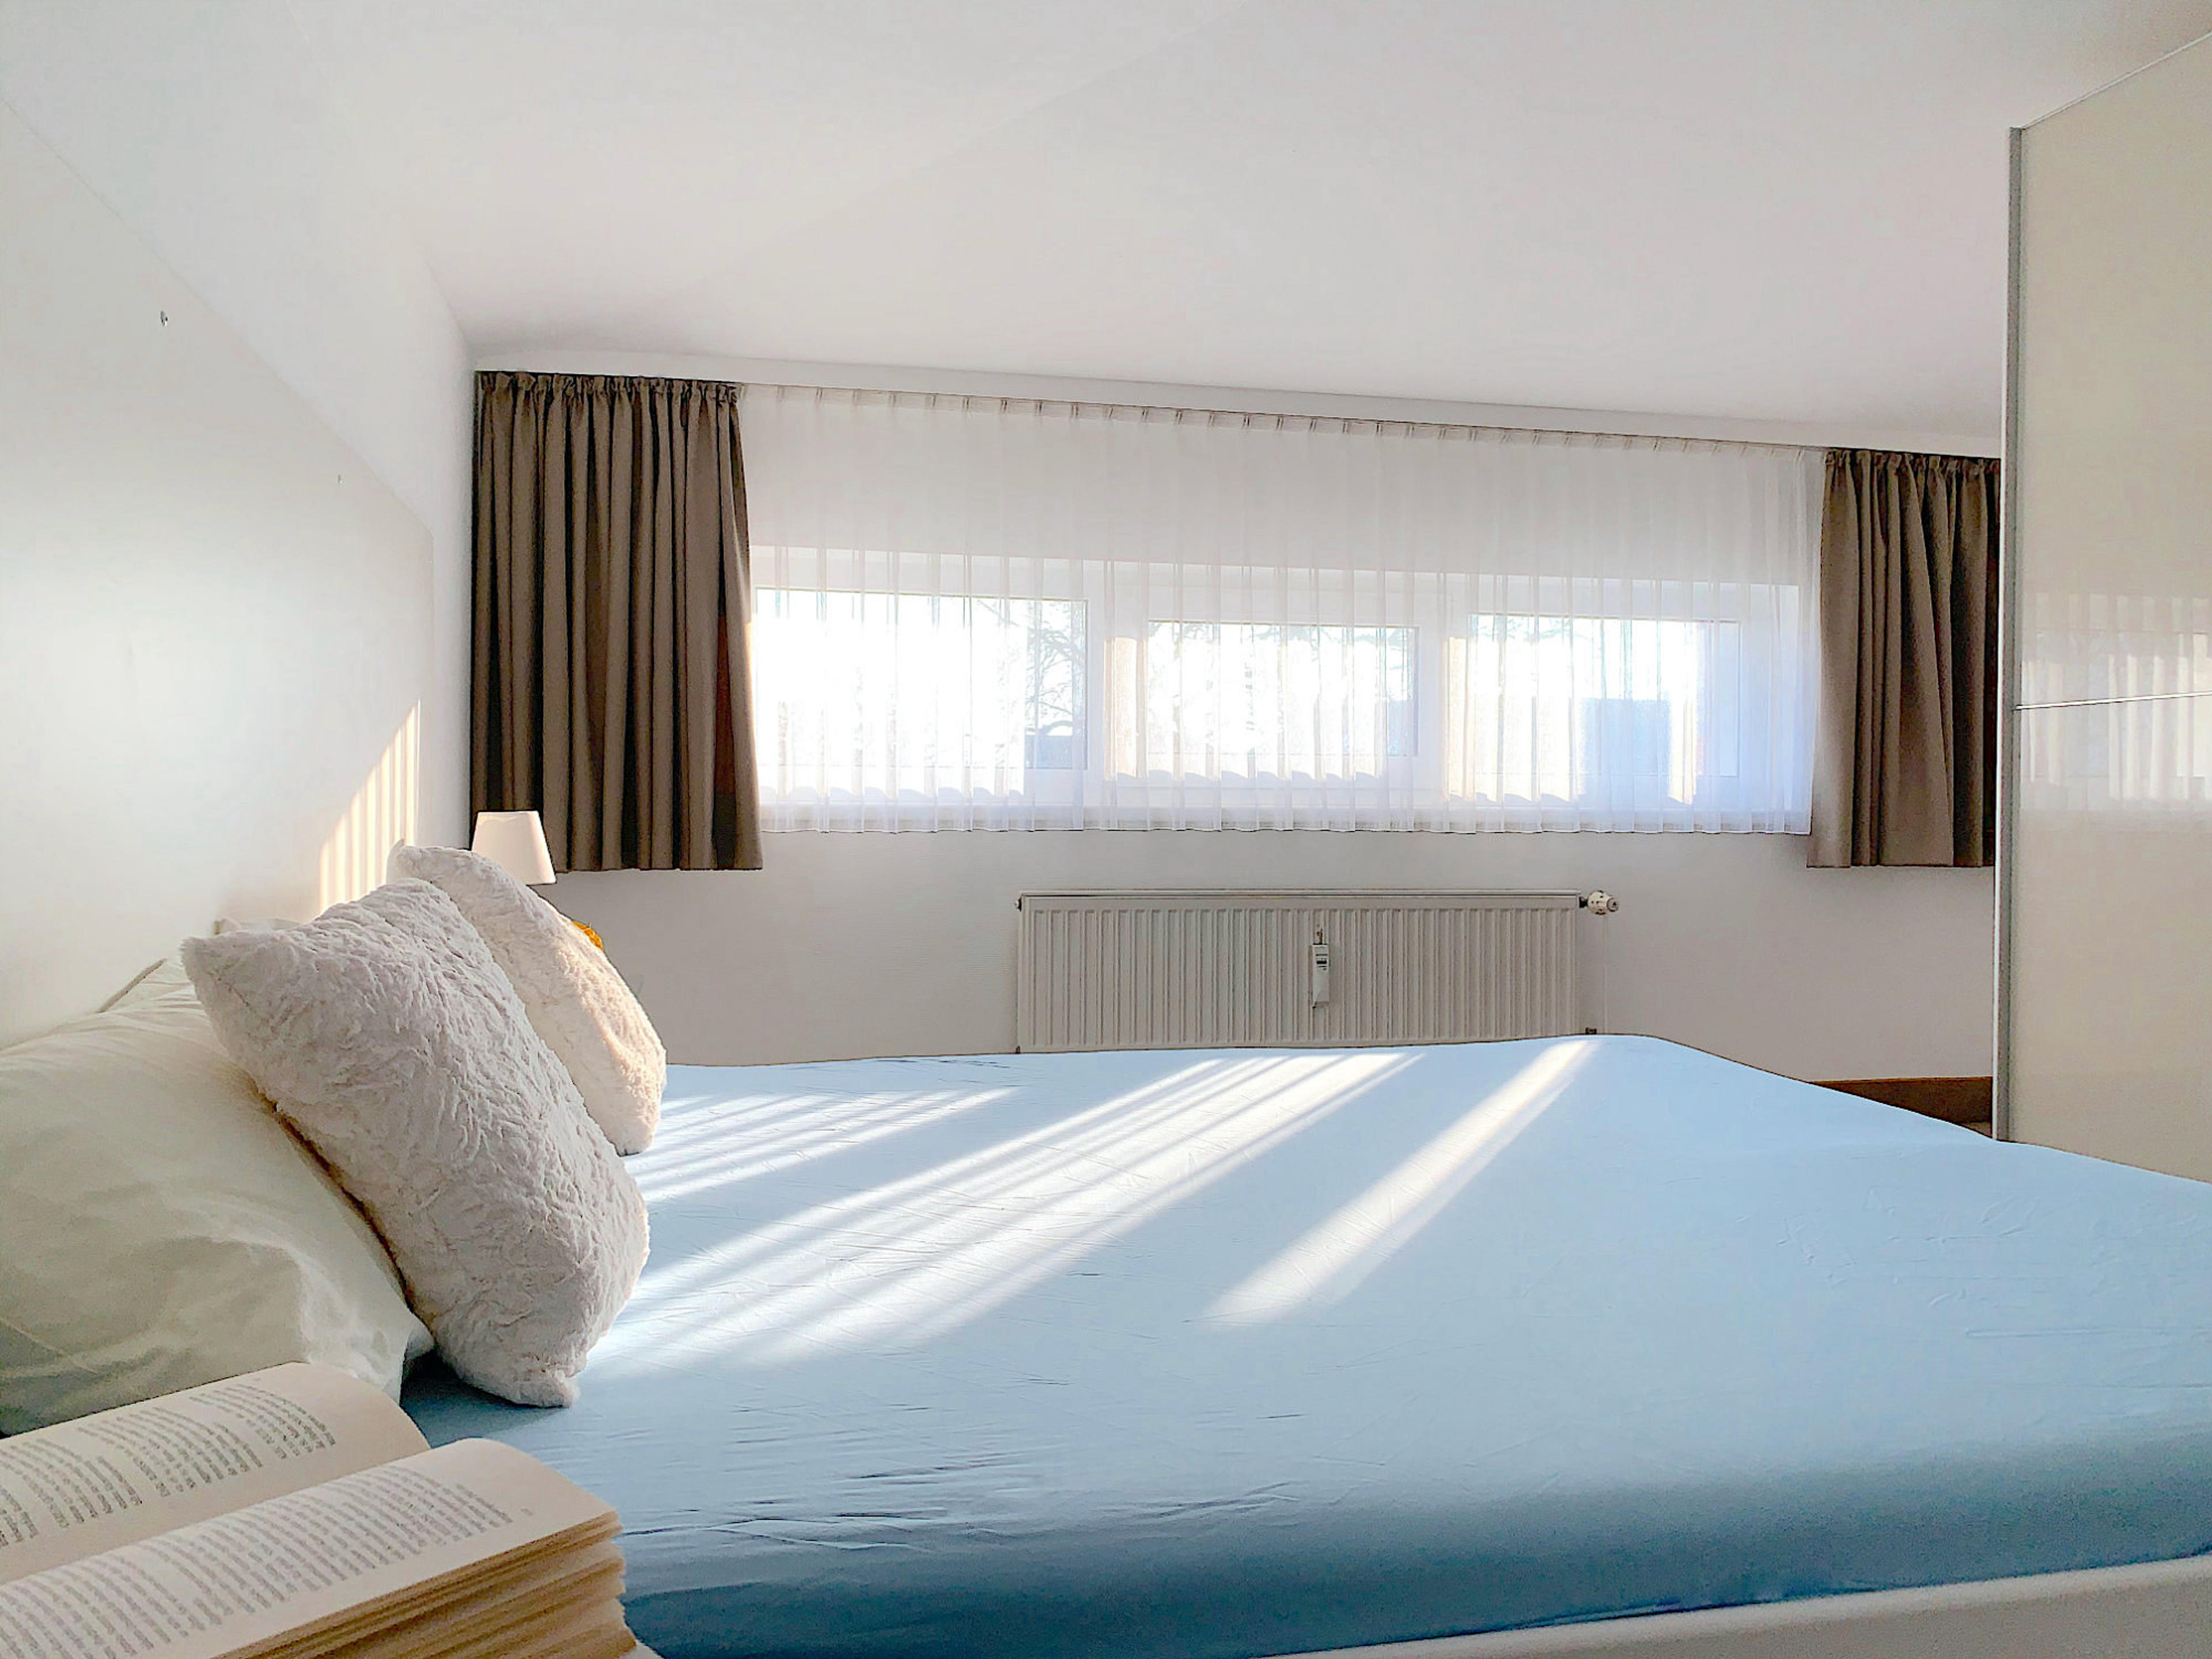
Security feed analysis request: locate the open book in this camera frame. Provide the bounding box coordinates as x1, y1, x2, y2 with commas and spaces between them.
0, 1364, 637, 1659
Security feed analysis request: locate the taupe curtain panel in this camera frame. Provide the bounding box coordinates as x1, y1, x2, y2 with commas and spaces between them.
473, 372, 762, 871
1809, 449, 1999, 868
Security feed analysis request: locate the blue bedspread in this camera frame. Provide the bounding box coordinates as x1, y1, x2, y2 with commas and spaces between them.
404, 1037, 2212, 1658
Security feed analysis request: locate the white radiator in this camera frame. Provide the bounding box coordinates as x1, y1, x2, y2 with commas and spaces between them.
1014, 890, 1588, 1054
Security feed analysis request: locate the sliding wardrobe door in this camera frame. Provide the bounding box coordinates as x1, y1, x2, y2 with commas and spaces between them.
2001, 33, 2212, 1177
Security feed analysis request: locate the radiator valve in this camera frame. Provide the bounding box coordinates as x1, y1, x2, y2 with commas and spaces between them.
1309, 939, 1333, 1006
1581, 891, 1620, 916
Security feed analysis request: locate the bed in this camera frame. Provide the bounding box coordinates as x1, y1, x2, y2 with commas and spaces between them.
403, 1035, 2212, 1658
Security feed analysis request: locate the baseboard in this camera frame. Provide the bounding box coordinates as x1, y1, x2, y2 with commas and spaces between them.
1816, 1075, 1993, 1127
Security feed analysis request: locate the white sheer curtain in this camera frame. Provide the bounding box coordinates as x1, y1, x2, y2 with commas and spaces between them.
741, 387, 1822, 832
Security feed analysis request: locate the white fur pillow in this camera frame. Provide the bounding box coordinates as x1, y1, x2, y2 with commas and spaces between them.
183, 881, 649, 1407
389, 843, 665, 1154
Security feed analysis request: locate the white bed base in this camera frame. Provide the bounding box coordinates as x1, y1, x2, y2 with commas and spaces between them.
1281, 1554, 2212, 1659
631, 1555, 2212, 1659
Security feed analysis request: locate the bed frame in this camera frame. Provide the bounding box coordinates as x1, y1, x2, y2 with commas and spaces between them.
1282, 1554, 2212, 1658
622, 1555, 2212, 1658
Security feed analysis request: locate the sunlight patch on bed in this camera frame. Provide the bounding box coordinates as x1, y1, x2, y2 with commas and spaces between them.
1206, 1039, 1596, 1325
596, 1051, 1409, 1370
633, 1085, 1016, 1203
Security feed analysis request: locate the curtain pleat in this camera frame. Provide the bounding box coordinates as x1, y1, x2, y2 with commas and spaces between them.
472, 371, 761, 871
1808, 449, 1999, 867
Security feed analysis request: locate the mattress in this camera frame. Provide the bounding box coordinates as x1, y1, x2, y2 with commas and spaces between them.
403, 1036, 2212, 1659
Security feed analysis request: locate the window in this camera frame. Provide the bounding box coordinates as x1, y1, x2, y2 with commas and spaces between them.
752, 589, 1085, 817
740, 387, 1821, 831
1449, 613, 1743, 813
1126, 622, 1416, 781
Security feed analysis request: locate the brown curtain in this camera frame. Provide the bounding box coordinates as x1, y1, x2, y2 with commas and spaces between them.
472, 372, 761, 871
1808, 449, 1999, 868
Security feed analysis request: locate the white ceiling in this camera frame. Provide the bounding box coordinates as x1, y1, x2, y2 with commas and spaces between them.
292, 0, 2212, 446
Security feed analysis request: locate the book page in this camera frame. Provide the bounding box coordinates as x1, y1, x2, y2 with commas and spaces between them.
244, 1528, 623, 1659
328, 1543, 626, 1659
0, 1363, 427, 1584
0, 1438, 619, 1659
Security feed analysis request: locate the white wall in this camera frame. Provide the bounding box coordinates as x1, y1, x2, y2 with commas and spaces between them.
0, 0, 474, 843
555, 833, 1994, 1081
0, 101, 432, 1042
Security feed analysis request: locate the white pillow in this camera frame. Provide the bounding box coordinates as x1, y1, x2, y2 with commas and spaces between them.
389, 843, 665, 1154
100, 955, 190, 1010
183, 881, 650, 1408
0, 975, 431, 1433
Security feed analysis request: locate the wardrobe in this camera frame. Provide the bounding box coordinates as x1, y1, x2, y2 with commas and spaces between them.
2001, 32, 2212, 1176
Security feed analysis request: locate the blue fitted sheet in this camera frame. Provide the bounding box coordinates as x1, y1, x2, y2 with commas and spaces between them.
404, 1037, 2212, 1658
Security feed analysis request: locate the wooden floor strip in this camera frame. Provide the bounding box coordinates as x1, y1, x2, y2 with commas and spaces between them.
1816, 1075, 1993, 1130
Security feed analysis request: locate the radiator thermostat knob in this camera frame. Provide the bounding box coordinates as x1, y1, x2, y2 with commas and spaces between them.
1582, 890, 1620, 916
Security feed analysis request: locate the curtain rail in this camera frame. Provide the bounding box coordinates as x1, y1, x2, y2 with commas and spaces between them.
739, 380, 1827, 458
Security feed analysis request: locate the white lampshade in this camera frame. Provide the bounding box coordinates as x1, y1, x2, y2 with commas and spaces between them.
471, 810, 556, 885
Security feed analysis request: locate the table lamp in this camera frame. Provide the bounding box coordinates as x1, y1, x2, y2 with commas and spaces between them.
471, 810, 556, 886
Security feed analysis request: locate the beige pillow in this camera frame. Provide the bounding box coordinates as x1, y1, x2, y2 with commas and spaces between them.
100, 955, 190, 1010
389, 843, 665, 1154
0, 975, 431, 1433
183, 881, 649, 1407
